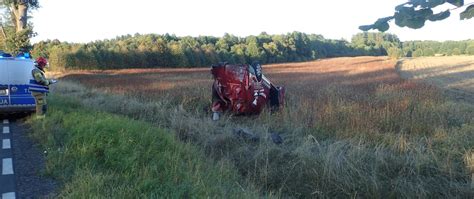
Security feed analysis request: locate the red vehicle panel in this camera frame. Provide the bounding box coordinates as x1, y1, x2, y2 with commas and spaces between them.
211, 63, 284, 115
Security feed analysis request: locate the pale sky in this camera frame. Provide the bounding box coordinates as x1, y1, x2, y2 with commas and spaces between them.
29, 0, 474, 43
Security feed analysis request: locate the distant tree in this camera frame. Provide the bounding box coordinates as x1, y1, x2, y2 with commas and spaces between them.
245, 36, 260, 62
360, 0, 474, 31
452, 48, 462, 55
466, 44, 474, 54
351, 32, 401, 56
424, 47, 435, 56
168, 42, 188, 67
263, 42, 279, 63
230, 43, 246, 64
216, 33, 239, 52
413, 48, 424, 57
387, 47, 403, 58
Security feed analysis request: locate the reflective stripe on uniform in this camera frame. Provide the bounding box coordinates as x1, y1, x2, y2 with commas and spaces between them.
29, 79, 49, 93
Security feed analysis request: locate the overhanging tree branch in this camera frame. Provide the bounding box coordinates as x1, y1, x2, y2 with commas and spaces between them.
360, 0, 474, 32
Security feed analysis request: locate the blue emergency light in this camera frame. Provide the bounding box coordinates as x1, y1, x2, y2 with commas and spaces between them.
0, 53, 13, 58
16, 52, 31, 59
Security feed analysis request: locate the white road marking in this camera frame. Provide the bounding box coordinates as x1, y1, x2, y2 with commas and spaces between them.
2, 139, 11, 149
1, 121, 15, 198
2, 126, 9, 134
2, 192, 16, 199
2, 158, 14, 175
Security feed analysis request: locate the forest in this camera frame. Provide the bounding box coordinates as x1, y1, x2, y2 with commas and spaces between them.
27, 32, 474, 70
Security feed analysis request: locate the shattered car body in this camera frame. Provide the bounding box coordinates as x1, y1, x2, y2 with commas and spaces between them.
211, 62, 285, 117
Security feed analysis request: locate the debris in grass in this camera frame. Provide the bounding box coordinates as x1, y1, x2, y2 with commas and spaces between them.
232, 128, 260, 142
270, 132, 283, 145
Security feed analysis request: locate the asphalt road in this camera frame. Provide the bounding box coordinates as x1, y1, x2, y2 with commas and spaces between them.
0, 116, 56, 198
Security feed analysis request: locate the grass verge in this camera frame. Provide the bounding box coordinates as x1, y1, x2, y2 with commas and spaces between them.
47, 80, 474, 198
26, 94, 261, 198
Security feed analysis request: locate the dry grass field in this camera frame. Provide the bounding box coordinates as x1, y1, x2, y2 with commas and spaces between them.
398, 56, 474, 102
60, 56, 399, 105
49, 56, 474, 197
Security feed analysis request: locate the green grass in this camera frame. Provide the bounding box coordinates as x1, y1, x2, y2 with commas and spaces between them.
27, 95, 261, 198
46, 80, 474, 198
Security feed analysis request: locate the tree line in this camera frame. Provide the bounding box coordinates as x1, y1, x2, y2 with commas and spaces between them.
402, 40, 474, 57
351, 32, 474, 58
22, 32, 474, 70
28, 32, 375, 70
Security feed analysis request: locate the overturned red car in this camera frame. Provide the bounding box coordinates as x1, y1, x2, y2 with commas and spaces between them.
211, 62, 285, 120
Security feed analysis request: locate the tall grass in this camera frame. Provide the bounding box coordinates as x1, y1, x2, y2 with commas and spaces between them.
48, 78, 474, 198
27, 95, 261, 198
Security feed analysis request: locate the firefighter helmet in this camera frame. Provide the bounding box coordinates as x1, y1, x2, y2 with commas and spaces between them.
35, 57, 48, 68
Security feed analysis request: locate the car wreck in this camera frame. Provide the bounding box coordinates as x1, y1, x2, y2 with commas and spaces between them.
211, 62, 285, 120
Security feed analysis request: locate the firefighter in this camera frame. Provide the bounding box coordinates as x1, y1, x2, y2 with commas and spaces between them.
31, 57, 55, 118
